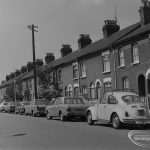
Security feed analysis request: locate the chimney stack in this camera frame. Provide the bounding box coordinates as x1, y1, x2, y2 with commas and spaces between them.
60, 45, 72, 57
21, 66, 27, 74
102, 20, 120, 38
45, 53, 55, 64
15, 69, 21, 77
139, 0, 150, 26
10, 72, 15, 79
35, 59, 43, 67
27, 62, 33, 72
6, 75, 10, 81
78, 34, 92, 50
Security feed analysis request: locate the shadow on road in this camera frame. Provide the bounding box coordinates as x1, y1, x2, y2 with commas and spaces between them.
0, 133, 27, 138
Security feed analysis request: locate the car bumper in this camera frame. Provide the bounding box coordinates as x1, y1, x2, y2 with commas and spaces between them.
122, 118, 150, 125
66, 111, 86, 117
36, 111, 46, 115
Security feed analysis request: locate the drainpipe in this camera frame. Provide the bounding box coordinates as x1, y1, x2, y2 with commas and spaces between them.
112, 46, 117, 90
76, 58, 82, 97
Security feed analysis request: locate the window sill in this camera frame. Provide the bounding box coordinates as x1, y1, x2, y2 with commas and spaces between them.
131, 62, 140, 65
118, 65, 125, 69
102, 71, 111, 74
73, 78, 78, 81
58, 81, 63, 84
80, 76, 86, 79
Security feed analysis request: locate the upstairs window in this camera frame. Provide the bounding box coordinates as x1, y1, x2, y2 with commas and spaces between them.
68, 85, 73, 97
73, 63, 78, 79
118, 48, 125, 67
58, 70, 62, 83
102, 52, 110, 72
132, 44, 139, 64
80, 62, 86, 78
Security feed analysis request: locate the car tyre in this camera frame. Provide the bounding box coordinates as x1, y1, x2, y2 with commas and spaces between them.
87, 111, 94, 125
46, 111, 52, 120
25, 111, 28, 116
32, 111, 36, 117
60, 112, 65, 121
111, 113, 121, 129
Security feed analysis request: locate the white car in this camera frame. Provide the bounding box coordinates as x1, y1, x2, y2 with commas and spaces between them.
86, 91, 150, 129
0, 101, 8, 112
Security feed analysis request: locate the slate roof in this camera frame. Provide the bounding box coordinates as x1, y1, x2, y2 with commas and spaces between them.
115, 23, 150, 44
47, 22, 140, 68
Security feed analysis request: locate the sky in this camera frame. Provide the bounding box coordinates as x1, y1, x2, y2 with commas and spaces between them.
0, 0, 142, 82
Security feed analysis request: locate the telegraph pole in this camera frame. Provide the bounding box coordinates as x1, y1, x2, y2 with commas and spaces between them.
28, 24, 38, 99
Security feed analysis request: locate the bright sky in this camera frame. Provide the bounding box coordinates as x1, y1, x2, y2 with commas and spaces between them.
0, 0, 141, 82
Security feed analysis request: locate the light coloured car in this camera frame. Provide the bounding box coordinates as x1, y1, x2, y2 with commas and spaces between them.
4, 101, 16, 113
15, 101, 30, 114
46, 97, 87, 121
86, 91, 150, 129
0, 102, 8, 112
24, 99, 49, 117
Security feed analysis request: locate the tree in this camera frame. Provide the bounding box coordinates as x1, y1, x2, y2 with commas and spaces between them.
37, 67, 61, 100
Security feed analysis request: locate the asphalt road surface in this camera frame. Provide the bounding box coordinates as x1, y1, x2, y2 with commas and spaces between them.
0, 113, 149, 150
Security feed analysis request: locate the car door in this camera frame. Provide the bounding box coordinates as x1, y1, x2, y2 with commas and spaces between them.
54, 98, 62, 117
97, 94, 108, 120
51, 99, 59, 117
104, 95, 118, 121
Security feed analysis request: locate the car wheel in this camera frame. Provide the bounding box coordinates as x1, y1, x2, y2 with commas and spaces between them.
32, 111, 36, 117
87, 111, 94, 125
111, 113, 121, 129
60, 112, 65, 121
46, 111, 52, 120
25, 111, 28, 116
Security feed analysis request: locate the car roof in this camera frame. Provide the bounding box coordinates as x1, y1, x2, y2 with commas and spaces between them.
106, 91, 137, 97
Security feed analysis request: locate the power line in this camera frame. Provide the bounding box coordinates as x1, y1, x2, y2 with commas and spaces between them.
35, 0, 72, 26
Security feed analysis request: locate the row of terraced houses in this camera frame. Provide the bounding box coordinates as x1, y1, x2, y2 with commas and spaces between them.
0, 1, 150, 108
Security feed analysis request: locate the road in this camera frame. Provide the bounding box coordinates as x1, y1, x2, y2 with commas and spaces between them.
0, 113, 149, 150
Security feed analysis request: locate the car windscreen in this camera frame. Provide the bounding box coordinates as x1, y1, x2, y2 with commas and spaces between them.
122, 95, 142, 104
64, 98, 84, 104
35, 100, 49, 105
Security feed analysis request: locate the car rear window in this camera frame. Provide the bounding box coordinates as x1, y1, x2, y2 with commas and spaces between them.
35, 100, 49, 105
122, 95, 141, 104
64, 98, 84, 104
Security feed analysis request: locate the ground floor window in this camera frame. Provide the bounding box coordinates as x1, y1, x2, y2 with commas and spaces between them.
90, 83, 95, 99
104, 82, 111, 92
122, 77, 130, 90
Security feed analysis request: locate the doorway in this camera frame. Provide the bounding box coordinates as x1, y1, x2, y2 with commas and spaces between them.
138, 74, 146, 97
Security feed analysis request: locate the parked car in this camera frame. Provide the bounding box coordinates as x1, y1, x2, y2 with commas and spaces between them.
15, 101, 30, 114
24, 99, 49, 117
4, 101, 17, 113
46, 97, 88, 121
0, 102, 8, 112
86, 91, 150, 129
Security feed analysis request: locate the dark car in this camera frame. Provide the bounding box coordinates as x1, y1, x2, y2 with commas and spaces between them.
46, 97, 88, 121
15, 101, 30, 114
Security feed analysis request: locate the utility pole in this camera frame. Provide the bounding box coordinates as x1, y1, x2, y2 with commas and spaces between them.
28, 24, 38, 100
